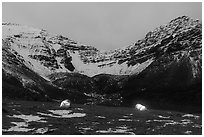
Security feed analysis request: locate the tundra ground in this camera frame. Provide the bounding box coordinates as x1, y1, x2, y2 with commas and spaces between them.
2, 99, 202, 135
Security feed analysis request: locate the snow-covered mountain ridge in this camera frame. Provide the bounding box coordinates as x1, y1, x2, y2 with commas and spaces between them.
2, 22, 142, 77
2, 16, 201, 79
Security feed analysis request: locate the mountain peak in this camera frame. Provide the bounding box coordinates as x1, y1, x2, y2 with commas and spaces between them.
169, 15, 200, 23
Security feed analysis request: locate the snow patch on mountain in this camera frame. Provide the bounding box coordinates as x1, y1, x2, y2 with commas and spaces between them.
2, 23, 46, 42
70, 51, 153, 77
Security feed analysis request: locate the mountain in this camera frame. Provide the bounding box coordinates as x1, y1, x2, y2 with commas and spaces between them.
2, 16, 202, 112
2, 22, 155, 78
92, 16, 202, 111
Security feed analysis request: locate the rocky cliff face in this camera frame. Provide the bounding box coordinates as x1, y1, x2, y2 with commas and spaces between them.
2, 16, 202, 112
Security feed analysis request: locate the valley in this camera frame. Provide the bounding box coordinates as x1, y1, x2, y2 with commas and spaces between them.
2, 15, 202, 135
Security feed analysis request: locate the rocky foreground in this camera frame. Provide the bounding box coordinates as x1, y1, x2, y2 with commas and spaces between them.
2, 100, 202, 135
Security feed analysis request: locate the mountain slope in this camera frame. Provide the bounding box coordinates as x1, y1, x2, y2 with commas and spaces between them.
2, 38, 89, 103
